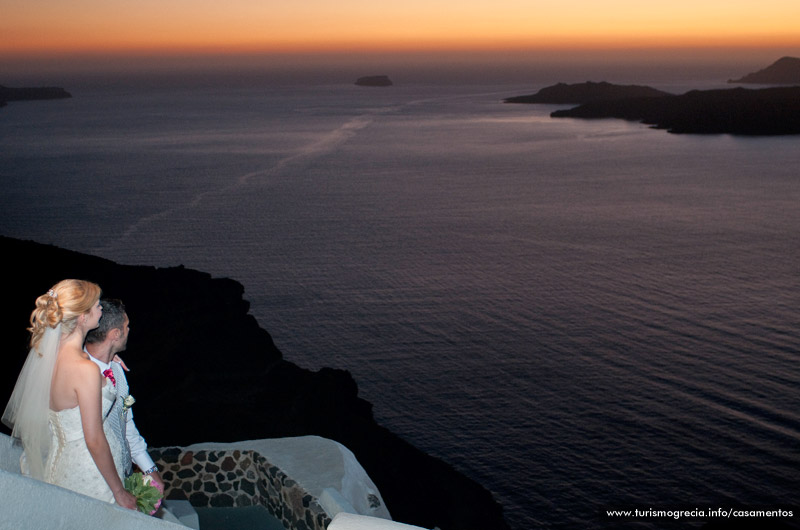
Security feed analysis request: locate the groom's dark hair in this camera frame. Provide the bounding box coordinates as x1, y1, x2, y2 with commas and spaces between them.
85, 298, 126, 344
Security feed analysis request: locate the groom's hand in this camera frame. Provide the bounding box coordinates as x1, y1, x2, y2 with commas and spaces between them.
113, 355, 130, 372
148, 470, 166, 493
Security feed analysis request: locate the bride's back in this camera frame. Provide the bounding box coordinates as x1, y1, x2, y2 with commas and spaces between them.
50, 341, 99, 412
4, 279, 104, 481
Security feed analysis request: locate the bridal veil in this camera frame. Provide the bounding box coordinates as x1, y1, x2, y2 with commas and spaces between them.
2, 324, 62, 480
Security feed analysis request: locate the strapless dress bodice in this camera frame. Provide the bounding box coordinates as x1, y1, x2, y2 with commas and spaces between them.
45, 382, 123, 503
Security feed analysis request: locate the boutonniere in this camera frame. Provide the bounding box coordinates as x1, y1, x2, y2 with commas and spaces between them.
123, 394, 136, 412
103, 368, 116, 387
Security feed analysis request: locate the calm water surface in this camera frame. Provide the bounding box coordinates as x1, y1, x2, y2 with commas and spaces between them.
1, 75, 798, 529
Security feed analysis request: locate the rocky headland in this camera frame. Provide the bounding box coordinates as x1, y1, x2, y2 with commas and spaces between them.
0, 85, 72, 108
728, 56, 800, 85
549, 86, 800, 135
355, 75, 393, 87
504, 81, 672, 104
0, 235, 508, 530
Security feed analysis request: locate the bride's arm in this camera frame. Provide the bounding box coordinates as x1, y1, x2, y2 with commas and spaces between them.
76, 362, 137, 510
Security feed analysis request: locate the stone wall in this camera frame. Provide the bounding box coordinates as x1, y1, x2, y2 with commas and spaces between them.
151, 447, 331, 530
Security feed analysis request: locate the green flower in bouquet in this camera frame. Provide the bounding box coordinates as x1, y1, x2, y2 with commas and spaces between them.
124, 472, 163, 515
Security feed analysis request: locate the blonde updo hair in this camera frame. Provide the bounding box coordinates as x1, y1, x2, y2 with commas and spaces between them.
29, 279, 102, 351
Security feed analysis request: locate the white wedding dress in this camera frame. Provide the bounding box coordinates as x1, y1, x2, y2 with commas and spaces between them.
44, 381, 124, 503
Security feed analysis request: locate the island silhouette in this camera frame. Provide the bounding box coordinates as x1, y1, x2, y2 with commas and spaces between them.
549, 86, 800, 135
728, 56, 800, 84
505, 59, 800, 136
0, 85, 71, 108
504, 81, 672, 104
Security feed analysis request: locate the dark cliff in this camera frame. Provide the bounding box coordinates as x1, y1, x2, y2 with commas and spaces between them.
728, 56, 800, 85
0, 235, 508, 530
504, 81, 672, 104
550, 86, 800, 135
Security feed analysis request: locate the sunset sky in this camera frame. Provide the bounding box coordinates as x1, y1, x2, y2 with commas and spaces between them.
2, 0, 799, 77
4, 0, 800, 53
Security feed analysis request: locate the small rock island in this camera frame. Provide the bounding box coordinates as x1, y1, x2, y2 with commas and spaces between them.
355, 75, 393, 87
0, 85, 71, 108
728, 56, 800, 84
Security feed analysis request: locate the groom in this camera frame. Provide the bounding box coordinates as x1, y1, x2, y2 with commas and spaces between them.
85, 298, 164, 491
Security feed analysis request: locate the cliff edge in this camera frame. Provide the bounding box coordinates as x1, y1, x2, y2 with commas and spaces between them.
728, 56, 800, 85
550, 86, 800, 135
0, 236, 508, 530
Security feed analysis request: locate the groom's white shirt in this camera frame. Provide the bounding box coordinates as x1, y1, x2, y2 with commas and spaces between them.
87, 355, 156, 473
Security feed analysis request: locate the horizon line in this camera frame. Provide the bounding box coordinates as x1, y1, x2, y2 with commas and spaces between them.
3, 41, 800, 59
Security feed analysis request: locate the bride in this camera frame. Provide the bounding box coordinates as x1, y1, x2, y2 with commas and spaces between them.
2, 279, 136, 509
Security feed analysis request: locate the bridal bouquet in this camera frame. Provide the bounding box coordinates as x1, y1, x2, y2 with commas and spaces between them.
124, 472, 163, 515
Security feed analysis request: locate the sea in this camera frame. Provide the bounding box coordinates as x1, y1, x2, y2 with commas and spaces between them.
1, 63, 799, 529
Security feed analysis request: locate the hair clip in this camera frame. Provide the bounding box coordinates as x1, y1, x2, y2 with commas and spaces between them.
47, 289, 57, 299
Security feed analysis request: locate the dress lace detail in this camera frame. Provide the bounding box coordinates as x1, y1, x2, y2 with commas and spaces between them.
45, 382, 124, 503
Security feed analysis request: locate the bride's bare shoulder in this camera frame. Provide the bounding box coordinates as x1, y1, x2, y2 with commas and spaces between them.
51, 346, 103, 410
58, 347, 100, 378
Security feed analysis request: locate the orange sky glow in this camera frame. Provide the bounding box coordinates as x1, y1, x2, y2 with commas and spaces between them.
3, 0, 800, 57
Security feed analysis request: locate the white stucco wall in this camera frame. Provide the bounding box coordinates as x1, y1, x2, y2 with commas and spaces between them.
329, 512, 428, 530
0, 432, 22, 474
0, 433, 182, 529
0, 466, 184, 530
